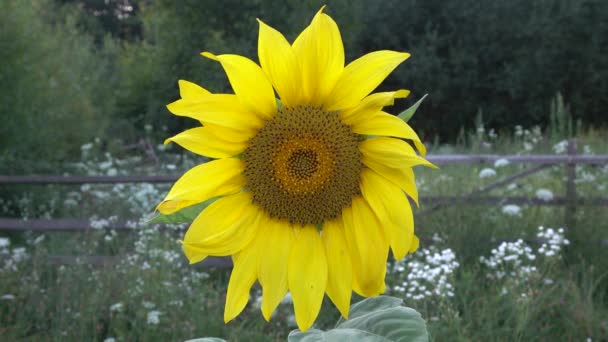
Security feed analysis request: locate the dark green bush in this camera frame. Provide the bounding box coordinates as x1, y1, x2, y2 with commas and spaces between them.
360, 0, 608, 140
0, 0, 119, 172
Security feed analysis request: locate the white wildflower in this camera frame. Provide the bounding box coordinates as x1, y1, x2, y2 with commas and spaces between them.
33, 235, 45, 245
110, 302, 123, 313
480, 239, 537, 282
169, 300, 183, 307
143, 301, 155, 309
1, 294, 15, 300
286, 314, 297, 328
390, 247, 459, 301
90, 218, 110, 229
0, 237, 10, 248
147, 310, 161, 325
537, 226, 569, 258
281, 292, 293, 304
553, 140, 568, 154
494, 158, 510, 168
479, 168, 497, 178
99, 161, 113, 170
583, 145, 593, 155
81, 143, 93, 151
501, 204, 522, 217
535, 189, 554, 201
488, 128, 497, 139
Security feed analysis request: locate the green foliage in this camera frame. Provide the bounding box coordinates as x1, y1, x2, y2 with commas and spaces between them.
1, 131, 607, 340
0, 0, 120, 172
148, 200, 215, 225
361, 0, 608, 140
548, 92, 579, 140
289, 296, 428, 341
398, 94, 428, 122
5, 0, 608, 171
112, 0, 365, 141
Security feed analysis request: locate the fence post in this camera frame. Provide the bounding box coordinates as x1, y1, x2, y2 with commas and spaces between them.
565, 139, 577, 228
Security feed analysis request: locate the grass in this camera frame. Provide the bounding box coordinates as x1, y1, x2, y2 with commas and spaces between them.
1, 124, 607, 341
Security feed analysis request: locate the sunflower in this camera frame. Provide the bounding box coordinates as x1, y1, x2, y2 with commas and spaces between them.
157, 7, 434, 332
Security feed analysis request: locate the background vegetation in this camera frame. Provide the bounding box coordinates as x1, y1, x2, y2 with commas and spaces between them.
2, 0, 607, 171
1, 0, 607, 341
1, 128, 606, 341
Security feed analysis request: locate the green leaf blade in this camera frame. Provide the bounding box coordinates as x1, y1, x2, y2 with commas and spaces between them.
147, 199, 215, 225
397, 94, 428, 122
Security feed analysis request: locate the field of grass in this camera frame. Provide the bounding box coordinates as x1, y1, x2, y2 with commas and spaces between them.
1, 125, 607, 341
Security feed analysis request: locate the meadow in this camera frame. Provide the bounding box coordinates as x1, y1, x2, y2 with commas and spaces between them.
1, 124, 607, 341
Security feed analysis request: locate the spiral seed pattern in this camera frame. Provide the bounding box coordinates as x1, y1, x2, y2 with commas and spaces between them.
243, 105, 362, 225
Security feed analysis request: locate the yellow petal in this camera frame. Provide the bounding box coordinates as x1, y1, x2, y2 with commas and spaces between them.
350, 111, 427, 156
360, 137, 436, 170
157, 158, 246, 215
201, 52, 276, 119
258, 217, 295, 321
164, 126, 248, 158
224, 245, 259, 323
293, 8, 344, 105
204, 123, 256, 143
258, 19, 302, 107
288, 226, 328, 332
362, 162, 419, 206
409, 234, 420, 253
326, 51, 410, 111
167, 94, 264, 131
342, 197, 388, 297
182, 192, 260, 262
322, 218, 352, 319
178, 79, 210, 100
360, 169, 414, 260
340, 90, 410, 125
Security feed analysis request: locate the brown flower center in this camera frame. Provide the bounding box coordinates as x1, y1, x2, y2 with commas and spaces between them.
243, 105, 362, 225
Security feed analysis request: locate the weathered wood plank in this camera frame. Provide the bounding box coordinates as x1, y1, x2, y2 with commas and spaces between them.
46, 255, 233, 268
1, 196, 607, 231
0, 175, 178, 185
1, 154, 607, 185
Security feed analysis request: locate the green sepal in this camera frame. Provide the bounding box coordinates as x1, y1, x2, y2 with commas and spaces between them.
398, 94, 428, 122
147, 198, 216, 225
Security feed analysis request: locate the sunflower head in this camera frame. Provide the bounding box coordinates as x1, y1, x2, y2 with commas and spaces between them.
157, 7, 434, 332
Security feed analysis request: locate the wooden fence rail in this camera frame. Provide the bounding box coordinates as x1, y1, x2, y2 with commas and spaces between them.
2, 141, 607, 265
1, 144, 607, 233
1, 154, 607, 185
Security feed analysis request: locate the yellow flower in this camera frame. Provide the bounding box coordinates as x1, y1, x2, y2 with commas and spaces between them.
158, 7, 434, 332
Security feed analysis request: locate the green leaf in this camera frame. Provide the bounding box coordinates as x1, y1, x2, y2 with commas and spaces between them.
336, 295, 403, 326
184, 338, 226, 342
397, 94, 428, 122
289, 328, 391, 342
289, 296, 429, 342
288, 329, 324, 342
146, 199, 216, 225
336, 307, 428, 342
